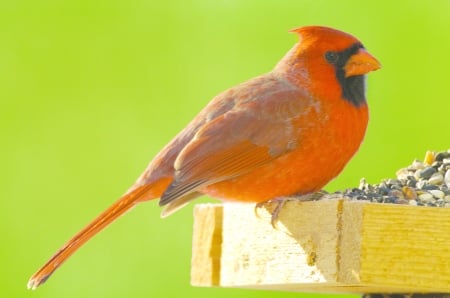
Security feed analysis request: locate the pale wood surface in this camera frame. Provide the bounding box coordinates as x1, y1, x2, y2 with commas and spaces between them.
191, 200, 450, 293
191, 204, 223, 286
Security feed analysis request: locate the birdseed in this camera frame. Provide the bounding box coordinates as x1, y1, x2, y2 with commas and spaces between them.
323, 150, 450, 207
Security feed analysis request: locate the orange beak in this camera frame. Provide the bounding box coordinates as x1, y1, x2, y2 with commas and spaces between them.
344, 48, 381, 77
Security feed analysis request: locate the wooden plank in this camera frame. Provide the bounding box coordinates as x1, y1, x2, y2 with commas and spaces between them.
191, 200, 450, 293
357, 203, 450, 290
191, 204, 223, 286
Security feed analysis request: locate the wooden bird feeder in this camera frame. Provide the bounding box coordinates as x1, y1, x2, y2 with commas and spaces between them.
190, 199, 450, 296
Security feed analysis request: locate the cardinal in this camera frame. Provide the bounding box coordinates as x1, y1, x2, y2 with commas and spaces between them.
28, 26, 380, 289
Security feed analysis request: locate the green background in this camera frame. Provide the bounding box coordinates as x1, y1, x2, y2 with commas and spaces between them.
1, 1, 449, 297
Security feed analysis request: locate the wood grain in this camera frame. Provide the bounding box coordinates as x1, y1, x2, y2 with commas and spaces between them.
191, 200, 450, 293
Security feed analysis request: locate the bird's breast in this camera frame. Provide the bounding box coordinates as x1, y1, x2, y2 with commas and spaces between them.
202, 97, 369, 202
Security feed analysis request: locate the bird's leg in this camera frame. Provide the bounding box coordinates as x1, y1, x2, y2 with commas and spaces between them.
254, 198, 286, 228
254, 190, 328, 228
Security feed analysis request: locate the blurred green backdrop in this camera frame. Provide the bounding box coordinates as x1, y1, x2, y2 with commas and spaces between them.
1, 1, 449, 297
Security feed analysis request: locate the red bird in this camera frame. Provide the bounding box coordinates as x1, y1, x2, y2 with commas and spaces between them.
28, 26, 380, 289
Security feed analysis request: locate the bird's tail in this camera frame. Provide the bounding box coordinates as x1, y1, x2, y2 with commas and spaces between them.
27, 178, 171, 290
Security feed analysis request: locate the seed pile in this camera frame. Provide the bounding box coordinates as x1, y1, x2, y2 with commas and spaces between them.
335, 150, 450, 207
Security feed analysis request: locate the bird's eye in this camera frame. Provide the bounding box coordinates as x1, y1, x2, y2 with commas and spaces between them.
325, 51, 339, 64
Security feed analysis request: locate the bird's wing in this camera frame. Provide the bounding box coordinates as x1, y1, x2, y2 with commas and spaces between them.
160, 80, 315, 205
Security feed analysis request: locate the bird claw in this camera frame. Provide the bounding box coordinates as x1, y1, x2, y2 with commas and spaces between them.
269, 199, 288, 229
254, 191, 328, 229
254, 199, 286, 229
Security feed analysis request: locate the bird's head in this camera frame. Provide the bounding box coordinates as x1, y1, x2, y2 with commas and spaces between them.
276, 26, 381, 107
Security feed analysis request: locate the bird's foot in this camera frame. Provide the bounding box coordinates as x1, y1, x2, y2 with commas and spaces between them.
254, 191, 328, 229
254, 199, 286, 229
